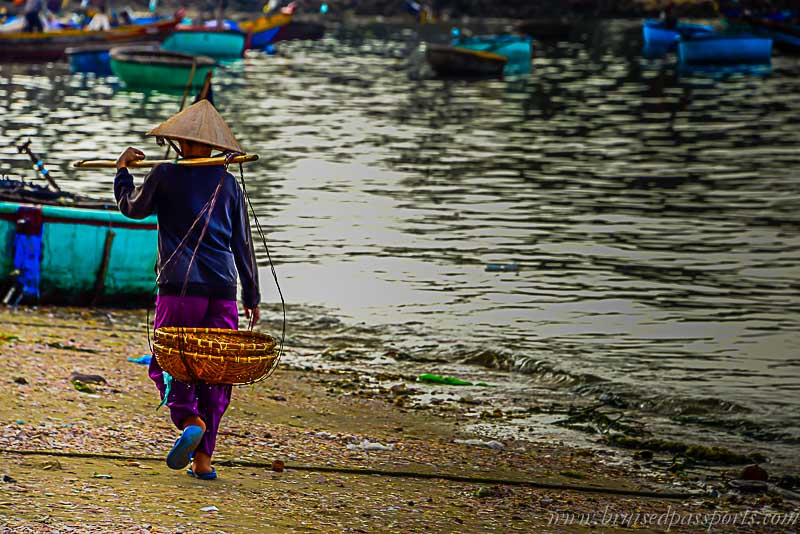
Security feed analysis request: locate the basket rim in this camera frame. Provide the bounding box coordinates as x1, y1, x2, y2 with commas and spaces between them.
153, 343, 279, 363
154, 327, 277, 351
155, 326, 274, 337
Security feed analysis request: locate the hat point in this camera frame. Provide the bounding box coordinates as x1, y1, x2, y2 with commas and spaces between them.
147, 100, 243, 153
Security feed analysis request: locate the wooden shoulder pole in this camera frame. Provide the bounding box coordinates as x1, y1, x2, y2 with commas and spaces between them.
71, 154, 259, 169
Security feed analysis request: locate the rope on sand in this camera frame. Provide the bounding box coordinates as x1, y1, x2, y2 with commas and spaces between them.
0, 448, 696, 500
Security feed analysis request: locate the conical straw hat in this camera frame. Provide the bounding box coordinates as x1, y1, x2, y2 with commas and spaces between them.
146, 100, 244, 153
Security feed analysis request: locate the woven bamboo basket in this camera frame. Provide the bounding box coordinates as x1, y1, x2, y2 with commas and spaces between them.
153, 327, 279, 385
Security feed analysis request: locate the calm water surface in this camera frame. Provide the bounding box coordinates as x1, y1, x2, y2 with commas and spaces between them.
0, 19, 798, 469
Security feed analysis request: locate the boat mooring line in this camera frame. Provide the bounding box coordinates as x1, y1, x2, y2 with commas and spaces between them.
0, 448, 694, 499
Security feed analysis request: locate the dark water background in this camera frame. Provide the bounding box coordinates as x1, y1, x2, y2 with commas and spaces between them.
0, 19, 798, 470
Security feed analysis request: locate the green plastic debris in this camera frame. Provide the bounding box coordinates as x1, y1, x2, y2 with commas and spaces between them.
71, 380, 95, 394
417, 374, 488, 387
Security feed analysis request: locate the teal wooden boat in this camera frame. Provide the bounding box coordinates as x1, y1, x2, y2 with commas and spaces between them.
110, 47, 216, 90
161, 26, 247, 58
426, 44, 508, 78
452, 34, 533, 76
0, 181, 157, 305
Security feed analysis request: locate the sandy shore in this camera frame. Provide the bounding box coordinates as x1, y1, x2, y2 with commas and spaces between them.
0, 306, 795, 532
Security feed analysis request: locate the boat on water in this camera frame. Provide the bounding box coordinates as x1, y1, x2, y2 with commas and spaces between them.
426, 44, 507, 78
678, 34, 772, 64
65, 43, 113, 75
161, 26, 248, 58
110, 46, 216, 90
0, 179, 157, 305
0, 17, 179, 62
642, 19, 715, 47
452, 34, 532, 76
238, 12, 292, 49
67, 40, 161, 75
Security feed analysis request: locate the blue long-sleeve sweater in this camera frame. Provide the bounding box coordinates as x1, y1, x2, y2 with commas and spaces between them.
114, 163, 260, 308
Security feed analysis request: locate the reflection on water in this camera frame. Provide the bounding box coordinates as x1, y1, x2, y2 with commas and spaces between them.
0, 19, 798, 468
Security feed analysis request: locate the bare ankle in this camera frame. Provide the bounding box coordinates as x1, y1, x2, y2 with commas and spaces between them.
193, 451, 213, 473
182, 415, 206, 433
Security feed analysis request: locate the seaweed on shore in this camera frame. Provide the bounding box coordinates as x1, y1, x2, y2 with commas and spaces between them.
607, 435, 767, 465
673, 415, 798, 443
554, 404, 645, 436
555, 405, 768, 466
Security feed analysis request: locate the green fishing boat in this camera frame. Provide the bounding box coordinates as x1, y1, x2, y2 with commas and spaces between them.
161, 27, 247, 58
110, 47, 216, 90
0, 180, 157, 305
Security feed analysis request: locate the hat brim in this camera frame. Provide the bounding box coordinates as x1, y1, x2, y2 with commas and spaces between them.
147, 132, 240, 154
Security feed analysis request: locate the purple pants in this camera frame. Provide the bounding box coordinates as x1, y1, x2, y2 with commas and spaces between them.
150, 294, 238, 457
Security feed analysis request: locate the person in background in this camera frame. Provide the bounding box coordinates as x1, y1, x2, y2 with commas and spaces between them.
22, 0, 44, 32
117, 7, 133, 25
86, 4, 109, 30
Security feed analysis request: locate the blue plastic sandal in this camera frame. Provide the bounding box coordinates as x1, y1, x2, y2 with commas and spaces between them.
166, 425, 204, 470
187, 467, 217, 480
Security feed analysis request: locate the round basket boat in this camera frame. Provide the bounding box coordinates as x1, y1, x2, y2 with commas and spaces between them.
153, 327, 279, 385
109, 46, 217, 89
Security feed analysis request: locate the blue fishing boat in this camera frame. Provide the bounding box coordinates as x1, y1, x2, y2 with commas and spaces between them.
65, 44, 113, 75
453, 34, 532, 76
642, 19, 715, 47
66, 41, 159, 75
239, 13, 292, 49
249, 26, 281, 49
678, 34, 772, 64
130, 16, 163, 25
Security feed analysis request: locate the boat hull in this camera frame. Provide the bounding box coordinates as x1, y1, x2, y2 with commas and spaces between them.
110, 47, 216, 89
426, 44, 507, 78
0, 200, 157, 305
162, 27, 247, 58
0, 18, 178, 62
642, 19, 715, 47
678, 35, 772, 64
239, 13, 292, 49
67, 48, 112, 75
249, 26, 282, 49
454, 35, 532, 76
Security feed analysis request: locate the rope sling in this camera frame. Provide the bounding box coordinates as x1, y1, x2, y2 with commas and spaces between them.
149, 155, 285, 388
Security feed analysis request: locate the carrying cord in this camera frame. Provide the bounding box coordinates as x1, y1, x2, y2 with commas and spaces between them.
144, 157, 286, 384
237, 161, 286, 379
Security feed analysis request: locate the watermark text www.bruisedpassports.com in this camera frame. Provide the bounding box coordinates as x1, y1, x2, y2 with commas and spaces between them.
547, 506, 798, 531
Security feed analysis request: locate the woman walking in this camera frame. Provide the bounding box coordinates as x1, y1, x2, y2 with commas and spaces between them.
114, 100, 260, 480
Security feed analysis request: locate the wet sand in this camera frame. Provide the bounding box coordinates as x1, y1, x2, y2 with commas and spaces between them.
0, 306, 795, 532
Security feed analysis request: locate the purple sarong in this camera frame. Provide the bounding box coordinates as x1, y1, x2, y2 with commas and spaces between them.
150, 294, 238, 457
